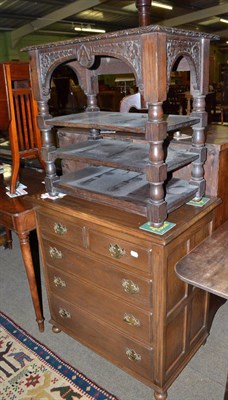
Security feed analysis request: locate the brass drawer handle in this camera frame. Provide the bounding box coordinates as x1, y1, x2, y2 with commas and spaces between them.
49, 246, 63, 259
109, 243, 126, 259
53, 276, 66, 288
123, 313, 141, 327
126, 348, 142, 362
53, 222, 67, 235
122, 279, 139, 295
59, 308, 71, 319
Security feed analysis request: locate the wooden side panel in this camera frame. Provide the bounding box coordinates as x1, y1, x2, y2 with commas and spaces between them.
163, 212, 214, 385
166, 241, 188, 312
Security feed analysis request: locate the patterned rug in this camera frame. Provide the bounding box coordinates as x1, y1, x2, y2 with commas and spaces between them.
0, 312, 119, 400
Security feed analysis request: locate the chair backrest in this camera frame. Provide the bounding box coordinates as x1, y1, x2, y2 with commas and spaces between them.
0, 62, 31, 132
5, 63, 42, 157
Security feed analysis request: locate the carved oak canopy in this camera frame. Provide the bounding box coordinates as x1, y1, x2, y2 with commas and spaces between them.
23, 24, 219, 102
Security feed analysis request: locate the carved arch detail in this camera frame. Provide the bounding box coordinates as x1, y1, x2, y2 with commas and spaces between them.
39, 39, 143, 97
166, 38, 200, 91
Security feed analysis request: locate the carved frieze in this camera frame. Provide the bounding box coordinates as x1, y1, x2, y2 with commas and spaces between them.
39, 49, 75, 96
92, 40, 142, 88
39, 40, 143, 96
166, 39, 201, 89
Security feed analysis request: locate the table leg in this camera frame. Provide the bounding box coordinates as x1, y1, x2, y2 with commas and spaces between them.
18, 232, 44, 332
6, 228, 12, 249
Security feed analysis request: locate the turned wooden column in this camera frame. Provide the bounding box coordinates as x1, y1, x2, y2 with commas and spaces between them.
37, 99, 59, 195
146, 102, 168, 227
190, 95, 207, 200
142, 32, 168, 226
136, 0, 152, 26
85, 71, 101, 140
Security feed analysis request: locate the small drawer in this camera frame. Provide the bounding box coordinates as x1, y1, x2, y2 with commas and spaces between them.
50, 295, 153, 381
48, 266, 152, 342
36, 210, 85, 249
42, 238, 152, 308
88, 229, 152, 273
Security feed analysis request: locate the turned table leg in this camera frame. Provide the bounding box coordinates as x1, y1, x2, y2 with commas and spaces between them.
18, 232, 44, 332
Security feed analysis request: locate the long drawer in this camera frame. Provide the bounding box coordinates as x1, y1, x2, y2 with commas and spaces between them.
47, 265, 153, 342
50, 294, 154, 382
41, 238, 152, 308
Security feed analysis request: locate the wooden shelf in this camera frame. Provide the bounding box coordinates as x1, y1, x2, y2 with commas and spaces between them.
46, 112, 200, 134
54, 166, 198, 217
51, 139, 199, 173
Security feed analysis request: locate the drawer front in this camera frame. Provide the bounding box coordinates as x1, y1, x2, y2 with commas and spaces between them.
42, 238, 152, 308
88, 229, 152, 273
50, 295, 153, 381
48, 266, 152, 342
36, 210, 85, 249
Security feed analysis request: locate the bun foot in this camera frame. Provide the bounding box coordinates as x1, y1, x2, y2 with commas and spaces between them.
154, 391, 168, 400
52, 325, 61, 333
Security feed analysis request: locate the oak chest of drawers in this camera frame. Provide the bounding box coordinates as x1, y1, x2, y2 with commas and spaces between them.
33, 194, 220, 400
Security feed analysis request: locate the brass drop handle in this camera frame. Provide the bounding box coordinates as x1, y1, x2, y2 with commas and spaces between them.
123, 313, 141, 327
121, 279, 139, 295
49, 246, 63, 259
53, 276, 66, 288
109, 243, 126, 259
59, 308, 71, 319
53, 222, 67, 235
126, 348, 141, 362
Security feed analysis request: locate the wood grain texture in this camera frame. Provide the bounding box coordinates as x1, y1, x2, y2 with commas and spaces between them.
175, 220, 228, 299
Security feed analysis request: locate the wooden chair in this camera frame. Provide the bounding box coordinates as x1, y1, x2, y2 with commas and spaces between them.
0, 63, 45, 193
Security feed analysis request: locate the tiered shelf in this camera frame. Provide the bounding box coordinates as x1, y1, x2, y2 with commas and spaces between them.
46, 111, 200, 217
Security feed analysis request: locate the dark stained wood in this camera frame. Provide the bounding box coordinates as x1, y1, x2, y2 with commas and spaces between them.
136, 0, 152, 27
24, 23, 217, 226
52, 140, 199, 173
54, 167, 198, 217
175, 220, 228, 299
46, 112, 200, 134
0, 165, 45, 332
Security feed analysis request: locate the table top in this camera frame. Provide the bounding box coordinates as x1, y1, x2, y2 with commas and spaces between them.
175, 220, 228, 299
0, 164, 45, 217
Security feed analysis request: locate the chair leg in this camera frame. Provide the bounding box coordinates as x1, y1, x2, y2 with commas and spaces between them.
10, 159, 20, 194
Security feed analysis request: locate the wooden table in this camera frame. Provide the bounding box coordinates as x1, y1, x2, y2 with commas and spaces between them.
175, 220, 228, 299
0, 164, 45, 332
175, 220, 228, 399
